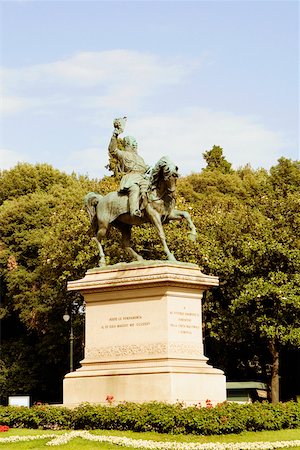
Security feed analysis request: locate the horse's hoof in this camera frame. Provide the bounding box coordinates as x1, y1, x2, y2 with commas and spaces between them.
136, 256, 144, 262
189, 233, 197, 242
98, 261, 106, 268
168, 254, 177, 262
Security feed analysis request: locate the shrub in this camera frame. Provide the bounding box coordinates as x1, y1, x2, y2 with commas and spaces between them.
1, 401, 300, 434
72, 401, 300, 435
0, 405, 72, 429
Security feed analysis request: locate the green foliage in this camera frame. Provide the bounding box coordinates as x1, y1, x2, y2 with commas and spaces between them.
0, 361, 8, 397
270, 157, 300, 196
1, 402, 300, 435
231, 273, 300, 345
203, 146, 233, 174
73, 401, 299, 435
0, 405, 72, 429
65, 401, 300, 434
175, 157, 299, 400
1, 156, 299, 402
0, 164, 105, 400
0, 163, 73, 204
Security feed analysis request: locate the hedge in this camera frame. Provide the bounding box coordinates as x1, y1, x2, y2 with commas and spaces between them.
0, 401, 300, 435
0, 405, 72, 430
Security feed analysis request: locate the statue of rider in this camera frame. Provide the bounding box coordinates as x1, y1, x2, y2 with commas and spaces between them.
108, 117, 150, 218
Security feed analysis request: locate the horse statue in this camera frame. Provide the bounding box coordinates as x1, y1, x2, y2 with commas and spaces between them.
85, 156, 197, 266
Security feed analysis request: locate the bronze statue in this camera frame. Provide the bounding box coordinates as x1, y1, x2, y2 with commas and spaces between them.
85, 117, 196, 266
108, 117, 150, 217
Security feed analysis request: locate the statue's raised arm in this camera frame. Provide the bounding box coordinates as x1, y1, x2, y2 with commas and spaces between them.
107, 116, 127, 175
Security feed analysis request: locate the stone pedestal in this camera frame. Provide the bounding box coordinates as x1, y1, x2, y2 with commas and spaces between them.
63, 262, 226, 406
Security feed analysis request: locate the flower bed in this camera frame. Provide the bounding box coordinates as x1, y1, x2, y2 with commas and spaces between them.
1, 431, 300, 449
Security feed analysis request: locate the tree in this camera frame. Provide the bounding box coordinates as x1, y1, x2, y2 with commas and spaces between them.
231, 273, 300, 403
0, 163, 72, 204
0, 164, 106, 401
203, 145, 233, 174
1, 157, 299, 403
179, 158, 300, 402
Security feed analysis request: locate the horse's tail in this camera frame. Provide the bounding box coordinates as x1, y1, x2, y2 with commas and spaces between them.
84, 192, 103, 234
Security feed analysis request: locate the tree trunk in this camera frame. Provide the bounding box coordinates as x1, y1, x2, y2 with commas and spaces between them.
269, 340, 280, 403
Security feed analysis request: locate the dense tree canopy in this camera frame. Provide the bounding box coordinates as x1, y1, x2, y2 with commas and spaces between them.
0, 153, 299, 403
177, 157, 300, 402
0, 165, 103, 401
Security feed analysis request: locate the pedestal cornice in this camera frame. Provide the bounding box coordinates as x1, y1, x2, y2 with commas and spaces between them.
67, 261, 219, 293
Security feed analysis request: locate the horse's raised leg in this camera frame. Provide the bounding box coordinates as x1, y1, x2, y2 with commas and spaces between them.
147, 206, 176, 261
116, 222, 144, 262
168, 209, 197, 241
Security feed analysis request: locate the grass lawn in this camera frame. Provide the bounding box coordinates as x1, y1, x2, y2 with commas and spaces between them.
0, 429, 300, 449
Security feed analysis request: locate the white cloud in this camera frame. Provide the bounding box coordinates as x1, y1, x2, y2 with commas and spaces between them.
99, 109, 289, 175
1, 50, 201, 98
1, 51, 292, 175
0, 51, 203, 120
62, 147, 104, 178
43, 51, 196, 87
0, 148, 28, 170
0, 107, 290, 179
0, 95, 40, 115
64, 108, 290, 179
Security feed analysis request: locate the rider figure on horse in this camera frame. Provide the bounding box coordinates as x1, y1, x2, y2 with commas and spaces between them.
108, 117, 150, 218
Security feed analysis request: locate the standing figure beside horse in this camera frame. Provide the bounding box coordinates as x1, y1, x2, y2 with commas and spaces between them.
85, 117, 197, 266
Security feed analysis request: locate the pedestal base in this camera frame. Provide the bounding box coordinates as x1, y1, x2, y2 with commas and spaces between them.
64, 370, 225, 406
64, 262, 226, 406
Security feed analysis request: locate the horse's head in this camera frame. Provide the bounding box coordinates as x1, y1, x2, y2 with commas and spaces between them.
150, 156, 179, 198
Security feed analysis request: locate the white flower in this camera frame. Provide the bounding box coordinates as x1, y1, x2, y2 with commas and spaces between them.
44, 432, 300, 449
0, 434, 56, 443
1, 431, 300, 449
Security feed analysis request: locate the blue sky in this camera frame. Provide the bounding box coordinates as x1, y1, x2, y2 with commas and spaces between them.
0, 0, 299, 179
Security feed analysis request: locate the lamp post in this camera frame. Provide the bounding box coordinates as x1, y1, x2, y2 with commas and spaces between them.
63, 308, 74, 372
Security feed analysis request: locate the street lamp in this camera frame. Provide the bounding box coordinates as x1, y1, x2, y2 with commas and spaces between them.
63, 308, 74, 372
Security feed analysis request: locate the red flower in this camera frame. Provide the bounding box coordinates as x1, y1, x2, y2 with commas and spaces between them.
205, 399, 213, 408
0, 425, 9, 432
106, 395, 114, 404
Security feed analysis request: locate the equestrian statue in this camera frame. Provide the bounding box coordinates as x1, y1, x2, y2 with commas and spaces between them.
85, 117, 197, 266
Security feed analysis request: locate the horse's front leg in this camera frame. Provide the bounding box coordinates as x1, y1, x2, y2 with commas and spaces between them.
147, 206, 176, 261
92, 237, 106, 267
93, 223, 108, 267
168, 209, 197, 241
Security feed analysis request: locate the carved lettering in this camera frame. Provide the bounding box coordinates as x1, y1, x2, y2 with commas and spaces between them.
101, 314, 150, 329
169, 309, 201, 336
